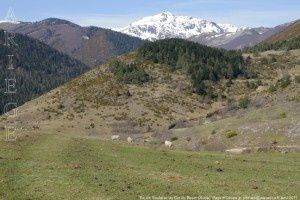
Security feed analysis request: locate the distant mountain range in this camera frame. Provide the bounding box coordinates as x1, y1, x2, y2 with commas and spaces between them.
0, 13, 295, 57
116, 12, 292, 49
0, 18, 146, 67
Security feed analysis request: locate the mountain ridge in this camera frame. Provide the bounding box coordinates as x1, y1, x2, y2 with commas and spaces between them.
265, 19, 300, 42
244, 20, 300, 52
1, 15, 294, 52
0, 18, 147, 67
115, 12, 292, 49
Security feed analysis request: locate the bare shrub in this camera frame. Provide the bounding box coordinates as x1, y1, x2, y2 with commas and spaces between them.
109, 120, 141, 137
190, 139, 202, 151
153, 129, 172, 142
295, 75, 300, 84
239, 96, 250, 109
251, 97, 265, 108
226, 101, 239, 111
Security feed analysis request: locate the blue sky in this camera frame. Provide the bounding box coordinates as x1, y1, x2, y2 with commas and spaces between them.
1, 0, 299, 28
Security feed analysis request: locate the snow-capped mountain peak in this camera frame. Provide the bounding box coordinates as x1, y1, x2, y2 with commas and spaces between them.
115, 12, 242, 41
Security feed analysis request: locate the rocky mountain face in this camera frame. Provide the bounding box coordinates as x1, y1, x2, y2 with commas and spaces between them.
116, 12, 290, 49
0, 18, 146, 67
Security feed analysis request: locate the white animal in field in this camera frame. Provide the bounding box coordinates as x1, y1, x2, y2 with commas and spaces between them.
111, 135, 120, 141
127, 137, 133, 143
164, 141, 172, 148
225, 148, 251, 154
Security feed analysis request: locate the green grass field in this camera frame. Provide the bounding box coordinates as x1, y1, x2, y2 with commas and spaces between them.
0, 132, 299, 200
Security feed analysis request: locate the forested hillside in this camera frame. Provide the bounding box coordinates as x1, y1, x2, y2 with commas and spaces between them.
244, 36, 300, 52
138, 39, 246, 96
0, 30, 89, 114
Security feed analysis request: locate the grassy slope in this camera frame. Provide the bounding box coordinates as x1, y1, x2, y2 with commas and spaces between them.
0, 49, 299, 151
172, 100, 300, 151
0, 52, 205, 135
0, 132, 299, 199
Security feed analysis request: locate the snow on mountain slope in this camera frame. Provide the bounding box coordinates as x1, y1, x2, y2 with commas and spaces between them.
0, 20, 20, 24
218, 24, 241, 33
115, 12, 241, 41
115, 11, 288, 50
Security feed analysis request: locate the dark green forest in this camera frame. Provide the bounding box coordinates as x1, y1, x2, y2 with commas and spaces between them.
244, 37, 300, 53
138, 39, 246, 96
109, 59, 150, 85
0, 30, 89, 114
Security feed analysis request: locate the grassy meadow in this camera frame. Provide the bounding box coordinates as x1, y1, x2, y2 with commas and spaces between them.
0, 132, 299, 199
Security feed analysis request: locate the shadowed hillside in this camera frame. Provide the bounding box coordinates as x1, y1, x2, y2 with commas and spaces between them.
0, 30, 89, 114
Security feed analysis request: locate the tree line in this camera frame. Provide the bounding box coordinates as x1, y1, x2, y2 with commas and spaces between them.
244, 37, 300, 53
